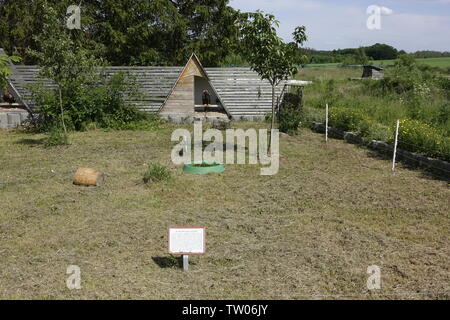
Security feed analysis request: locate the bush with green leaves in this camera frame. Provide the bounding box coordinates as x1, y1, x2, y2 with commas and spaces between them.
0, 52, 21, 91
329, 107, 368, 132
44, 126, 69, 147
27, 4, 151, 132
278, 90, 303, 134
358, 118, 393, 142
327, 107, 393, 142
279, 105, 302, 135
436, 77, 450, 100
30, 71, 149, 132
301, 54, 449, 160
143, 163, 172, 184
367, 55, 437, 96
394, 119, 450, 161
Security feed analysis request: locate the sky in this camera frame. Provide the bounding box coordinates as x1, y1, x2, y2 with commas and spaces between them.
230, 0, 450, 52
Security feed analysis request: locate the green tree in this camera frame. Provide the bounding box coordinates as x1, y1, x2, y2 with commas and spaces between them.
240, 11, 307, 139
81, 0, 186, 65
0, 0, 241, 66
0, 0, 50, 64
365, 43, 398, 60
175, 0, 241, 66
355, 47, 369, 65
0, 51, 20, 90
28, 4, 101, 132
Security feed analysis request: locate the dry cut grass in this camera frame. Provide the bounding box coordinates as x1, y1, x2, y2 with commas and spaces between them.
0, 123, 449, 299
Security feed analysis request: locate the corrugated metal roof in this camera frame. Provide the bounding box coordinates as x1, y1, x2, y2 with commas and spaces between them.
205, 67, 283, 118
9, 65, 183, 113
8, 62, 285, 119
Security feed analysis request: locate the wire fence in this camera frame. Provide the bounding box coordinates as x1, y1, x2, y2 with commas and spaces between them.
314, 119, 450, 178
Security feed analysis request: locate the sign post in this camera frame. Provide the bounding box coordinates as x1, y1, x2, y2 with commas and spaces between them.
169, 227, 206, 271
183, 255, 189, 271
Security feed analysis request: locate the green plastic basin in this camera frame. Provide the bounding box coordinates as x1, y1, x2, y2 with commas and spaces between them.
183, 162, 225, 174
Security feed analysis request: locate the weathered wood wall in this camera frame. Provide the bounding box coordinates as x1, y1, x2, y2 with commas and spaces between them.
7, 56, 285, 121
160, 75, 194, 115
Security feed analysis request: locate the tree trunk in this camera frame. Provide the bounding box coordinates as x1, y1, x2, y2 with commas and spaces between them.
58, 87, 67, 134
268, 83, 276, 152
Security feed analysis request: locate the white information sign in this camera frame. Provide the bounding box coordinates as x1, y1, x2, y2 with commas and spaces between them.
169, 227, 205, 255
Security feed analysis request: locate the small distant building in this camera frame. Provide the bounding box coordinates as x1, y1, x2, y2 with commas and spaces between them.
362, 65, 384, 80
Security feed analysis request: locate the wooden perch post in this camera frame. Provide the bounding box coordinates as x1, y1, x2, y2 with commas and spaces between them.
73, 168, 105, 187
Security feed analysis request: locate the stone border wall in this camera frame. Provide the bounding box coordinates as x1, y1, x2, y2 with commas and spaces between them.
310, 122, 450, 178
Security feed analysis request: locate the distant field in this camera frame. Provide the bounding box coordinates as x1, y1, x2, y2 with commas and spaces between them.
307, 57, 450, 69
372, 57, 450, 68
296, 61, 450, 163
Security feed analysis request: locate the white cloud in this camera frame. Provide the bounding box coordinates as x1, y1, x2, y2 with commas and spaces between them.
380, 7, 394, 15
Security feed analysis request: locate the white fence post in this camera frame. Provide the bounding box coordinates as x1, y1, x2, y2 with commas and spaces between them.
183, 255, 189, 271
392, 120, 400, 171
325, 103, 329, 142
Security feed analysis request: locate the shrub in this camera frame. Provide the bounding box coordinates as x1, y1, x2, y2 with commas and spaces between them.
44, 126, 69, 147
212, 120, 231, 131
301, 107, 325, 124
367, 55, 437, 96
359, 118, 393, 142
143, 163, 172, 184
329, 107, 368, 132
0, 53, 21, 90
27, 5, 151, 133
394, 119, 450, 161
283, 92, 303, 108
437, 103, 450, 126
436, 77, 450, 99
30, 71, 149, 132
264, 112, 273, 123
279, 105, 302, 135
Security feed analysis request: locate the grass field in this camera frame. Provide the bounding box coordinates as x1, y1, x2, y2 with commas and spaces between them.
373, 57, 450, 69
1, 124, 449, 299
296, 64, 450, 163
297, 66, 361, 81
306, 57, 450, 69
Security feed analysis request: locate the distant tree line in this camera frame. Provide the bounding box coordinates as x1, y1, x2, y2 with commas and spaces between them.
303, 43, 406, 65
412, 51, 450, 59
303, 44, 450, 65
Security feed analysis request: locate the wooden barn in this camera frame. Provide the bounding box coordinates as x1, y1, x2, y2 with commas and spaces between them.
1, 51, 286, 126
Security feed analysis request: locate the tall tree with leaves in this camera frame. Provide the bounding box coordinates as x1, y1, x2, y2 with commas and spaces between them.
174, 0, 240, 66
0, 0, 51, 64
0, 0, 241, 66
28, 3, 101, 132
0, 51, 20, 91
240, 11, 307, 139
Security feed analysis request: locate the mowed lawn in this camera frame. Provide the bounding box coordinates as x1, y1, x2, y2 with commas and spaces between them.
0, 123, 449, 299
